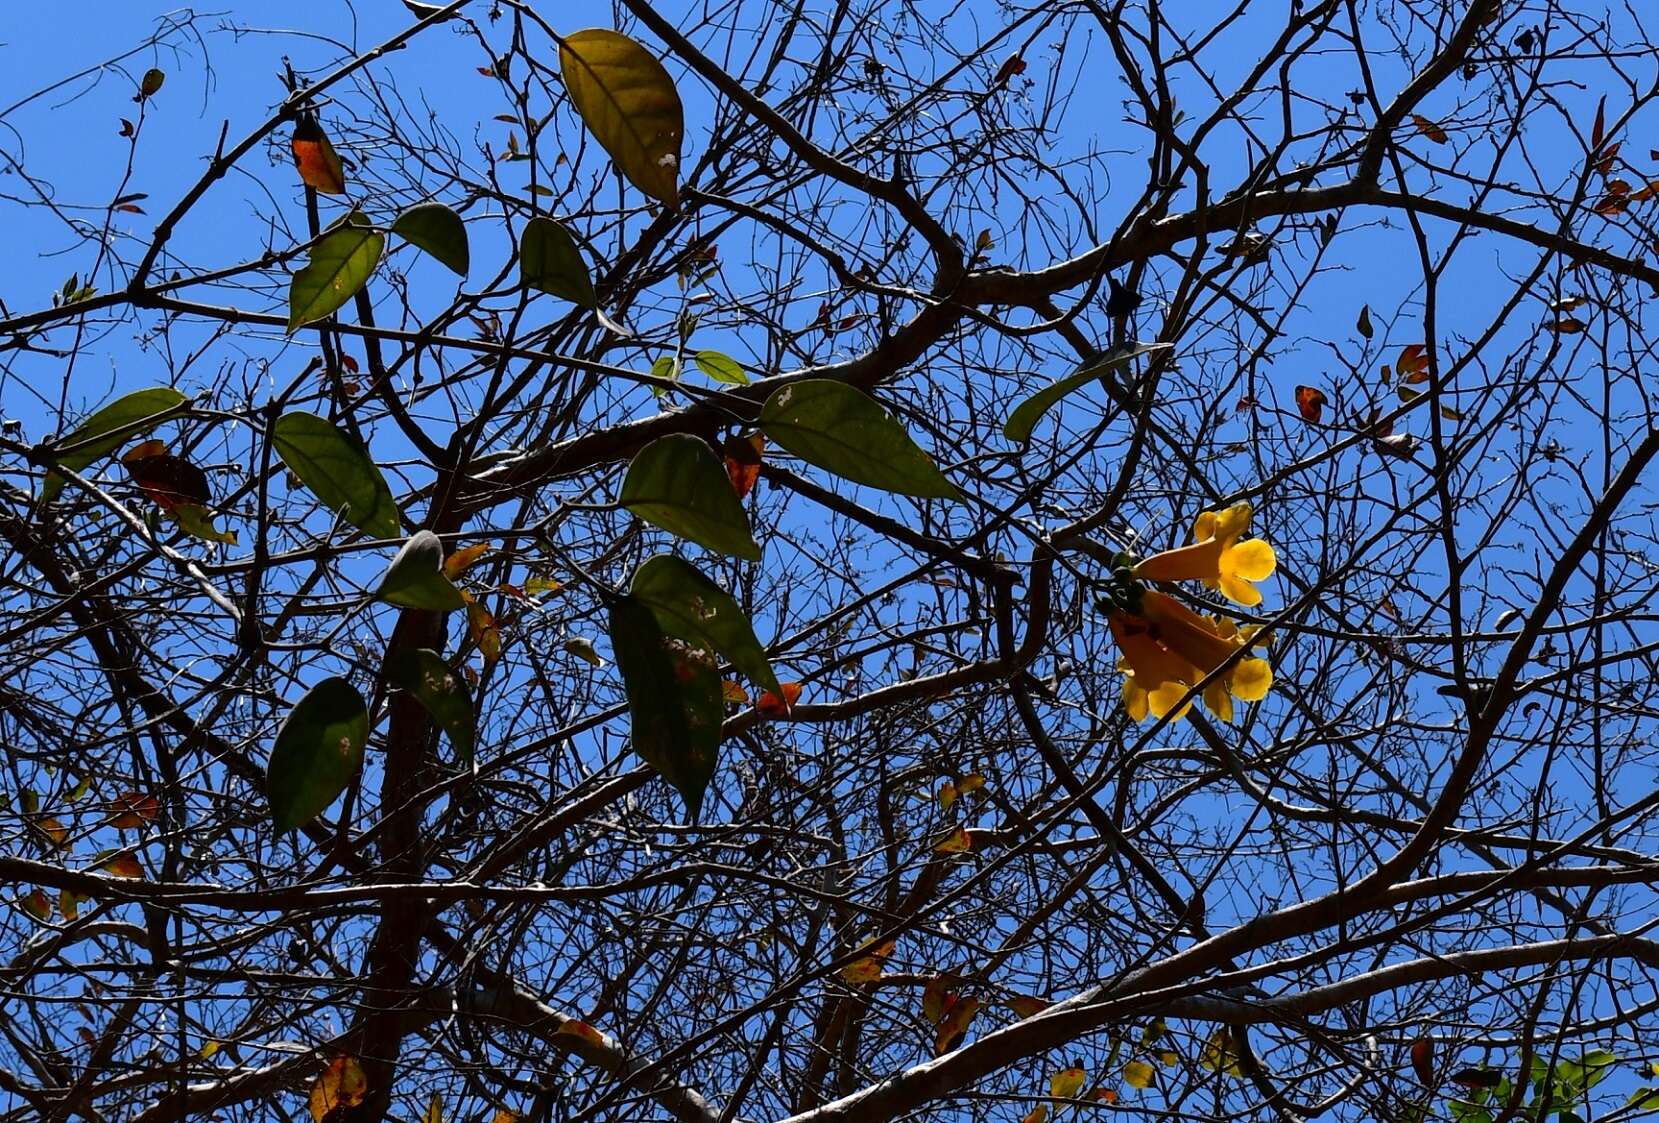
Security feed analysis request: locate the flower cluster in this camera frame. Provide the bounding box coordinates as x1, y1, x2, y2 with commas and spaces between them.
1104, 503, 1277, 724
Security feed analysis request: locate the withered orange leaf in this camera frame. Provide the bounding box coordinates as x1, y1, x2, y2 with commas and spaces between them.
933, 825, 973, 854
1294, 385, 1327, 424
922, 974, 958, 1025
722, 432, 764, 499
32, 816, 68, 848
934, 995, 980, 1055
1411, 114, 1449, 143
1051, 1065, 1086, 1100
467, 598, 501, 666
839, 936, 894, 985
122, 443, 211, 511
757, 682, 802, 716
309, 1055, 368, 1122
443, 543, 491, 579
99, 850, 144, 879
292, 112, 347, 195
993, 55, 1027, 86
1007, 994, 1050, 1019
1396, 343, 1429, 380
22, 888, 51, 922
110, 791, 160, 829
1410, 1037, 1434, 1085
555, 1020, 607, 1047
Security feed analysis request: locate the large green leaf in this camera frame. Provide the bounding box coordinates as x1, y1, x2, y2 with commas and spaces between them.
42, 387, 186, 503
392, 201, 469, 276
759, 379, 957, 500
559, 29, 684, 208
520, 216, 597, 308
272, 412, 400, 539
266, 677, 369, 834
287, 212, 384, 332
631, 553, 780, 695
1001, 342, 1172, 444
384, 647, 474, 764
376, 531, 465, 610
621, 434, 760, 560
608, 594, 722, 820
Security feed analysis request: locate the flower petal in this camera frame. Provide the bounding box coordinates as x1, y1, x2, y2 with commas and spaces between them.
1211, 502, 1254, 542
1203, 679, 1233, 722
1217, 572, 1263, 607
1191, 509, 1219, 542
1123, 677, 1149, 722
1224, 539, 1276, 581
1136, 538, 1226, 582
1229, 657, 1273, 701
1147, 681, 1192, 721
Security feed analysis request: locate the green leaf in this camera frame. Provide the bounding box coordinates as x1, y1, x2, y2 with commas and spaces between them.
520, 216, 596, 308
170, 504, 237, 545
392, 201, 469, 276
1625, 1088, 1659, 1111
559, 29, 684, 208
621, 434, 760, 560
1002, 342, 1172, 444
608, 594, 722, 820
42, 387, 187, 503
631, 553, 780, 695
266, 677, 368, 834
377, 531, 466, 611
287, 212, 384, 332
384, 647, 474, 764
1554, 1052, 1618, 1103
694, 350, 748, 385
272, 412, 400, 539
139, 68, 165, 98
649, 355, 678, 399
759, 379, 957, 500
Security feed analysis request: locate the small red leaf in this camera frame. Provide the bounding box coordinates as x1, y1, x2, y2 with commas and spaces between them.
722, 432, 764, 499
1294, 385, 1328, 423
121, 443, 211, 511
757, 682, 802, 716
110, 791, 160, 829
1410, 1038, 1434, 1085
992, 55, 1027, 87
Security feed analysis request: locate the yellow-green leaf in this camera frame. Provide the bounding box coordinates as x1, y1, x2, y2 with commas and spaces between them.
287, 213, 383, 333
1123, 1060, 1155, 1090
43, 387, 187, 503
559, 29, 684, 208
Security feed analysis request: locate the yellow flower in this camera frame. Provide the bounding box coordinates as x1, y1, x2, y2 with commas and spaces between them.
1136, 591, 1272, 719
1110, 613, 1198, 722
1134, 502, 1277, 606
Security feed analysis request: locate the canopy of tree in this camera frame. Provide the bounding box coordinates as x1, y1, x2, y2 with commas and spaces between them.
1, 2, 1658, 1122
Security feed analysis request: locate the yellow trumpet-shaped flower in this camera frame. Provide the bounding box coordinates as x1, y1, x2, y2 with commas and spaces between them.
1109, 592, 1273, 724
1110, 613, 1199, 722
1134, 502, 1277, 606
